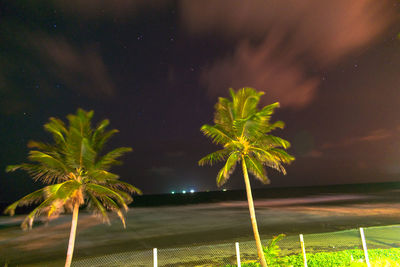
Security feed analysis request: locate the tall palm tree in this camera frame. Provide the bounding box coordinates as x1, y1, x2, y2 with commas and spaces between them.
4, 109, 141, 267
199, 88, 294, 267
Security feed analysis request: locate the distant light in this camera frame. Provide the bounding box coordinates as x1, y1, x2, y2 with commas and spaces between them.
171, 191, 175, 194
182, 190, 186, 194
222, 189, 227, 192
190, 189, 195, 193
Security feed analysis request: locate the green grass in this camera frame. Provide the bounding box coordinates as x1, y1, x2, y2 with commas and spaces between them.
225, 248, 400, 267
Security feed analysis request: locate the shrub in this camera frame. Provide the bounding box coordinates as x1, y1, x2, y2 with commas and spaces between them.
224, 248, 400, 267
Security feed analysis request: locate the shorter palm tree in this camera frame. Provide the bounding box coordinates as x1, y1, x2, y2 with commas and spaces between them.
4, 109, 141, 267
199, 88, 294, 267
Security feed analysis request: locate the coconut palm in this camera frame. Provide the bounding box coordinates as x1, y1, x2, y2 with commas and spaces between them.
199, 88, 294, 267
4, 109, 141, 267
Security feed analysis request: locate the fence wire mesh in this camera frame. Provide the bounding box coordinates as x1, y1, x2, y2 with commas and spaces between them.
3, 224, 400, 266
158, 243, 236, 267
364, 224, 400, 249
72, 249, 153, 267
302, 228, 363, 253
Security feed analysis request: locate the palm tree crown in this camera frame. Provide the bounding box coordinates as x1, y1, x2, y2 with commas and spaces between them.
199, 87, 295, 186
199, 87, 295, 267
5, 108, 141, 230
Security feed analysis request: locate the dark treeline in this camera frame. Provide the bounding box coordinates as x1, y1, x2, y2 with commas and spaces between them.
2, 181, 399, 214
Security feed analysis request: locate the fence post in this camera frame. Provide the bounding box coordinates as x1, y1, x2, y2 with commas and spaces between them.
153, 248, 157, 267
235, 242, 241, 267
299, 234, 308, 267
359, 228, 371, 267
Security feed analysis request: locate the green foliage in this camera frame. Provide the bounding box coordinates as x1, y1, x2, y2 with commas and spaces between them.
224, 248, 400, 267
4, 108, 141, 229
199, 87, 295, 186
263, 233, 287, 266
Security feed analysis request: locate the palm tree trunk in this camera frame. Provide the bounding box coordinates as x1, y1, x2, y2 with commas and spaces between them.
65, 203, 79, 267
241, 157, 268, 267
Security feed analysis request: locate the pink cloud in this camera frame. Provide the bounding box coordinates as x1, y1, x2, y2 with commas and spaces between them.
181, 0, 395, 108
200, 38, 319, 108
322, 129, 393, 149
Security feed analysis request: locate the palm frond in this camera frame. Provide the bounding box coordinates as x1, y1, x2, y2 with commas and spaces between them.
98, 196, 126, 228
21, 199, 54, 230
93, 129, 119, 153
15, 181, 82, 230
86, 183, 128, 211
106, 187, 133, 204
200, 87, 294, 199
91, 119, 110, 149
4, 188, 45, 216
251, 147, 293, 174
238, 91, 263, 119
257, 102, 280, 118
257, 135, 291, 149
7, 163, 67, 184
44, 117, 67, 144
244, 155, 269, 184
214, 97, 234, 131
86, 170, 119, 182
45, 180, 82, 199
79, 137, 96, 169
244, 103, 281, 139
95, 147, 132, 170
264, 120, 285, 132
106, 180, 142, 195
27, 151, 67, 172
67, 109, 94, 138
216, 152, 240, 187
198, 148, 231, 166
6, 164, 29, 173
269, 148, 295, 164
27, 141, 58, 152
6, 108, 140, 230
86, 192, 110, 225
200, 124, 233, 145
232, 88, 264, 119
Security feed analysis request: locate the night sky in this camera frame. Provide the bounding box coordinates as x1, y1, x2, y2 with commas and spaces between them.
1, 0, 400, 201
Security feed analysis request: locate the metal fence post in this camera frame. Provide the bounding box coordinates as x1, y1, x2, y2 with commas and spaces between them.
235, 242, 241, 267
359, 228, 371, 267
153, 248, 157, 267
299, 234, 308, 267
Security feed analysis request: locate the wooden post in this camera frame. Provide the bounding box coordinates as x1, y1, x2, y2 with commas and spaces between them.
359, 228, 371, 267
235, 242, 241, 267
299, 234, 307, 267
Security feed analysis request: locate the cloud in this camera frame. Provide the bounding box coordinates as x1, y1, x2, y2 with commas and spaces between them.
181, 0, 395, 108
322, 129, 393, 149
200, 39, 319, 108
35, 36, 115, 98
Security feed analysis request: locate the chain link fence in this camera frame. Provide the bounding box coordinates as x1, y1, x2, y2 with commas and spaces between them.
364, 225, 400, 249
2, 224, 399, 266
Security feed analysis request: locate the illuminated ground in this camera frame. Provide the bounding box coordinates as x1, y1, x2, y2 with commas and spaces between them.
0, 191, 399, 266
